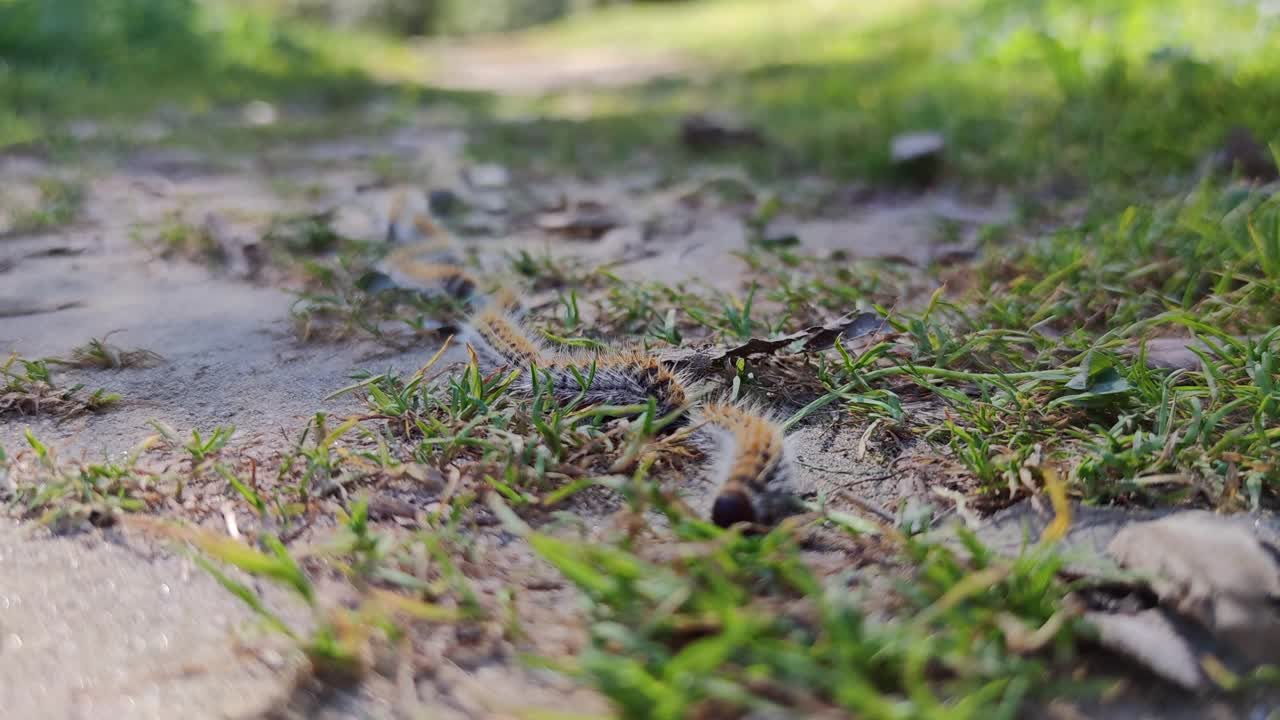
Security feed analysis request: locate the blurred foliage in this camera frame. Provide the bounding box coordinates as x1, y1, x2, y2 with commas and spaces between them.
0, 0, 211, 72
472, 0, 1280, 208
1, 0, 1277, 204
271, 0, 661, 36
0, 0, 410, 147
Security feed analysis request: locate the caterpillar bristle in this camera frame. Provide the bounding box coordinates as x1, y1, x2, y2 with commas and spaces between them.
487, 286, 524, 314
385, 190, 409, 243
413, 214, 447, 241
381, 199, 476, 298
385, 191, 446, 246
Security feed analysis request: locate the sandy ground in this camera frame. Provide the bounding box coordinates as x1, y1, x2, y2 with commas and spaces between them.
0, 93, 1015, 718
0, 519, 308, 720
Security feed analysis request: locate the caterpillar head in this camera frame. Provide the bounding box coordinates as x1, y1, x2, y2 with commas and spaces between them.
711, 484, 805, 529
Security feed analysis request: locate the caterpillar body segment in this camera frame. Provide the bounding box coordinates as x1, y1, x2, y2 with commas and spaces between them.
381, 190, 474, 299
517, 352, 691, 423
383, 246, 479, 300
465, 307, 551, 370
462, 316, 689, 421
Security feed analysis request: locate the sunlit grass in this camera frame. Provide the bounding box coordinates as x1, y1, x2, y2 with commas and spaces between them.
526, 0, 929, 63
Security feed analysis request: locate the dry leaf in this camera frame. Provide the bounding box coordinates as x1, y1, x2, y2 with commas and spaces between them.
1084, 608, 1210, 691
658, 312, 888, 373
536, 200, 620, 240
1106, 511, 1280, 666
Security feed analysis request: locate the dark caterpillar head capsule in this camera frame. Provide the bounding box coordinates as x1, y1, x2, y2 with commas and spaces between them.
711, 488, 757, 527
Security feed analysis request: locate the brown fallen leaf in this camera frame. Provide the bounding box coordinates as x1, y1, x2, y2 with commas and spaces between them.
656, 311, 888, 372
536, 200, 620, 240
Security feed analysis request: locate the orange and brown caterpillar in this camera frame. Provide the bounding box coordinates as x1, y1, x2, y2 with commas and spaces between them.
380, 191, 478, 300
384, 246, 480, 300
527, 350, 691, 422
464, 311, 689, 420
694, 402, 801, 527
461, 310, 796, 526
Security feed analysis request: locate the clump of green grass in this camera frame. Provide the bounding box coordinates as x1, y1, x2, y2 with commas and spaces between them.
129, 493, 484, 689
193, 296, 1104, 717
149, 421, 234, 464
450, 177, 1280, 514
7, 177, 86, 234
0, 0, 418, 149
505, 466, 1084, 719
0, 353, 121, 418
336, 346, 682, 511
740, 181, 1280, 509
290, 259, 449, 345
263, 211, 343, 257
288, 236, 465, 346
4, 430, 164, 528
139, 213, 220, 263
50, 334, 163, 370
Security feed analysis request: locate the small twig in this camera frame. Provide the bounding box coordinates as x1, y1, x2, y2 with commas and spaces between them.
932, 486, 982, 530
794, 460, 894, 490
221, 502, 241, 539
834, 489, 895, 523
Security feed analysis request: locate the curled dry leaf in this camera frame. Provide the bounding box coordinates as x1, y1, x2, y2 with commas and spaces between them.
967, 501, 1280, 692
1105, 511, 1280, 668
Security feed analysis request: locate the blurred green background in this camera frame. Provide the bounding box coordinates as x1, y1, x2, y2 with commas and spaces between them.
1, 0, 1277, 206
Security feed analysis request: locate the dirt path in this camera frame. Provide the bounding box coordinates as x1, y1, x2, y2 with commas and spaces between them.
426, 42, 689, 93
